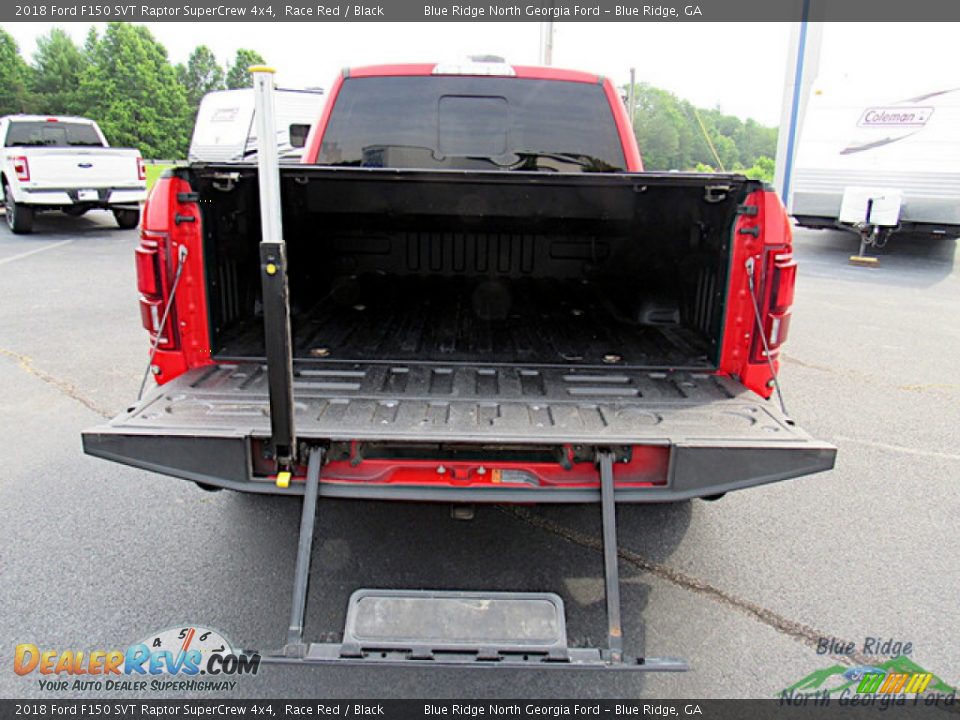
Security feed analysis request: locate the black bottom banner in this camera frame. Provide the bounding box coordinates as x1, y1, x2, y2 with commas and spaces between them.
2, 699, 957, 719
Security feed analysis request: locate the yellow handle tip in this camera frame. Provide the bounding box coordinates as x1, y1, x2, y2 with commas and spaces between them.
248, 65, 276, 74
276, 471, 291, 489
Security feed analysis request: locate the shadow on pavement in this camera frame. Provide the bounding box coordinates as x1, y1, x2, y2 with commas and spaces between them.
220, 492, 694, 697
0, 208, 130, 239
792, 227, 958, 289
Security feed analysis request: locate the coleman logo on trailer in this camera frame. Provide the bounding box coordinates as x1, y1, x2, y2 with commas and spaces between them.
858, 106, 934, 127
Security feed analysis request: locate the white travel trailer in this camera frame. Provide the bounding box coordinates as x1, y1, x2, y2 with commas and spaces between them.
188, 88, 325, 163
791, 77, 960, 242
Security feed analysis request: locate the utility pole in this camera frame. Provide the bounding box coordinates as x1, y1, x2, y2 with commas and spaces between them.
774, 0, 822, 209
539, 22, 554, 65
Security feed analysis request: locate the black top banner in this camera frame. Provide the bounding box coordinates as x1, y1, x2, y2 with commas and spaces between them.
4, 0, 960, 22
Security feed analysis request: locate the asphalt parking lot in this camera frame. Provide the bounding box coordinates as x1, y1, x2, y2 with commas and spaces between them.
1, 211, 957, 699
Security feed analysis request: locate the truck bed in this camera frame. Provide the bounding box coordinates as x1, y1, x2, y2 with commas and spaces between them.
217, 276, 713, 368
84, 166, 835, 500
197, 166, 742, 371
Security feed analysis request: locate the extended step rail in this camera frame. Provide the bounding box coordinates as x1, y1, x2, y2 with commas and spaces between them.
256, 446, 687, 671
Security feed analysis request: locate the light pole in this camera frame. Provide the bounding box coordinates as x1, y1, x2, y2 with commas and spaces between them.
540, 22, 554, 65
774, 0, 822, 208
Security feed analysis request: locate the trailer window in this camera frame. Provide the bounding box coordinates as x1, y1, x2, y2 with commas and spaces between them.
289, 123, 310, 149
4, 121, 104, 148
317, 76, 625, 171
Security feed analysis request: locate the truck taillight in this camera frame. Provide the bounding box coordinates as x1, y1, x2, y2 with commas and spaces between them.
136, 232, 177, 350
13, 156, 29, 182
752, 248, 796, 361
136, 176, 196, 353
768, 251, 797, 314
138, 296, 176, 348
135, 239, 162, 296
137, 157, 146, 182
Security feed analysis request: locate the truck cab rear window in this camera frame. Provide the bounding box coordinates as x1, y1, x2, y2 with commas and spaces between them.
317, 76, 625, 171
5, 121, 104, 148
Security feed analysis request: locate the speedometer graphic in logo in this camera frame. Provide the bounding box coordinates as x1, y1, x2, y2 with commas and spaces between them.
136, 625, 236, 674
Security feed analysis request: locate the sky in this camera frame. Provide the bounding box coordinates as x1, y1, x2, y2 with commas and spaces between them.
6, 21, 960, 126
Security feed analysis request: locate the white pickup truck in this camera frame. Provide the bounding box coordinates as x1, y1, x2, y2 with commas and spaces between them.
0, 115, 147, 234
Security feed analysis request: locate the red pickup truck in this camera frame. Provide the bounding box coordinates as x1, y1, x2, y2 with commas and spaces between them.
82, 61, 835, 668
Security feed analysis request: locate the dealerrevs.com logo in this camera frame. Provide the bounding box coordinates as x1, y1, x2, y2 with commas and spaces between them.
14, 625, 260, 692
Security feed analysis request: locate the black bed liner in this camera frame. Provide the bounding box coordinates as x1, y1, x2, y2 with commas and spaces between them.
98, 362, 807, 445
217, 276, 714, 368
82, 361, 835, 501
199, 166, 747, 371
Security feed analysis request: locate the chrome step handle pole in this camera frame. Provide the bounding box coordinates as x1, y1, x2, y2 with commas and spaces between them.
252, 65, 297, 468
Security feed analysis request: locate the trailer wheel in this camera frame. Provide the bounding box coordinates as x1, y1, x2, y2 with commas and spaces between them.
194, 482, 223, 493
113, 207, 140, 230
3, 181, 34, 234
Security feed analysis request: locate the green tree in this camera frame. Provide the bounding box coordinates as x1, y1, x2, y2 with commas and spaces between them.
734, 118, 777, 168
30, 28, 85, 115
77, 23, 191, 158
225, 48, 266, 90
624, 80, 779, 173
178, 45, 224, 110
631, 84, 686, 170
0, 29, 33, 115
739, 155, 776, 183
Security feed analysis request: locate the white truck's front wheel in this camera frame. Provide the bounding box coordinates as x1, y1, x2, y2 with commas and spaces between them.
3, 181, 34, 234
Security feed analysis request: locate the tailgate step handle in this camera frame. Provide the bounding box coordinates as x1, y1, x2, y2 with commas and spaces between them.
341, 590, 568, 660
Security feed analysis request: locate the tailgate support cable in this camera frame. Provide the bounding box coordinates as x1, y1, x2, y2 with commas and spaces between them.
137, 244, 188, 401
746, 257, 790, 419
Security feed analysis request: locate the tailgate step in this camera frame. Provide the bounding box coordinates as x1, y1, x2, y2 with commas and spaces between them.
341, 590, 567, 659
259, 447, 688, 671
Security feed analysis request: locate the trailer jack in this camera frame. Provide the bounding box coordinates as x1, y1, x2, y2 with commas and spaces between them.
849, 223, 887, 267
846, 197, 893, 267
254, 447, 687, 672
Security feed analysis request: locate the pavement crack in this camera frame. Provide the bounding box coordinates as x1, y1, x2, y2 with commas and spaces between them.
500, 505, 874, 667
836, 435, 960, 462
0, 348, 111, 419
